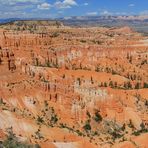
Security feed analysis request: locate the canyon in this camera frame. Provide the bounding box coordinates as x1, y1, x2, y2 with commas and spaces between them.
0, 21, 148, 148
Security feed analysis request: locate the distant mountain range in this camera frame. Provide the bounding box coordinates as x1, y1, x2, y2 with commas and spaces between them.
1, 15, 148, 23
0, 18, 55, 24
61, 15, 148, 21
61, 16, 148, 34
0, 18, 21, 24
0, 15, 148, 34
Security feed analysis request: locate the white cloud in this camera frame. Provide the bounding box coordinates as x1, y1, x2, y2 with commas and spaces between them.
128, 4, 135, 7
15, 0, 39, 2
84, 3, 88, 6
140, 10, 148, 15
37, 3, 51, 10
54, 0, 77, 9
0, 0, 41, 5
100, 10, 112, 16
0, 0, 78, 18
63, 16, 72, 20
86, 12, 98, 16
115, 12, 127, 15
0, 0, 49, 18
54, 1, 70, 9
64, 0, 77, 5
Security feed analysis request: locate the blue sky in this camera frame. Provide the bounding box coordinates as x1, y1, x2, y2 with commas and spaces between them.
0, 0, 148, 18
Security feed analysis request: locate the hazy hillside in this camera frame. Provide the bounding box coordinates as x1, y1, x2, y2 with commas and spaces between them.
0, 20, 63, 31
0, 16, 148, 34
60, 16, 148, 34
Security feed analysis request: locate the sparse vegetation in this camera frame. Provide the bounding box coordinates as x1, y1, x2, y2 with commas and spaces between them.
0, 19, 148, 148
93, 111, 102, 123
83, 120, 91, 131
2, 127, 40, 148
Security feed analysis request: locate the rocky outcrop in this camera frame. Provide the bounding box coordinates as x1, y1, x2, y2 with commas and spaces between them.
0, 24, 147, 148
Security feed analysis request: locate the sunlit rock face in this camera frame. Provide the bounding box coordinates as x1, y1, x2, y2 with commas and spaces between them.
0, 21, 148, 148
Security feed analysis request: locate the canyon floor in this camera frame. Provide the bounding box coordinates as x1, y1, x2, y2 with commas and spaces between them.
0, 21, 148, 148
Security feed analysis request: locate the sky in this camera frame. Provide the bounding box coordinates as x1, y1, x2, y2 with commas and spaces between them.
0, 0, 148, 19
